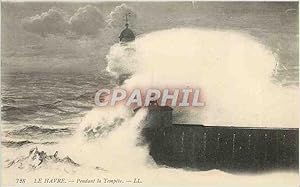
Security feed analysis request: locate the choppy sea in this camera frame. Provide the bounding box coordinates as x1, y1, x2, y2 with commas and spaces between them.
1, 72, 114, 147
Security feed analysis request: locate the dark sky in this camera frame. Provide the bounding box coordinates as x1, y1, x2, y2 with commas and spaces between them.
1, 1, 298, 82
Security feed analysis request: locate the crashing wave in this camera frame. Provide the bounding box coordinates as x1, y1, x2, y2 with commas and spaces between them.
83, 117, 125, 139
5, 147, 79, 170
2, 140, 57, 148
6, 125, 73, 138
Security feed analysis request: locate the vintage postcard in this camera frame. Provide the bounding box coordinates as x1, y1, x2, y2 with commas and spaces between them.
1, 1, 299, 187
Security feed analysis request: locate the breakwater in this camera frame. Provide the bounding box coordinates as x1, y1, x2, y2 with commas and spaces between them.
142, 124, 299, 172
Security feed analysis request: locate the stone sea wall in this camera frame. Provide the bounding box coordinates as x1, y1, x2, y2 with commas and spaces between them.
142, 124, 299, 172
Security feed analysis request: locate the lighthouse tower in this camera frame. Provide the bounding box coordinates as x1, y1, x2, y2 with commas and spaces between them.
119, 13, 135, 42
134, 100, 173, 129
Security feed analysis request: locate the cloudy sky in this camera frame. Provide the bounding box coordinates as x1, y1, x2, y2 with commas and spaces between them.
1, 2, 298, 79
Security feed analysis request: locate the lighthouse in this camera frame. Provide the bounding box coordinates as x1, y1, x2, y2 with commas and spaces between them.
119, 13, 135, 42
134, 100, 173, 129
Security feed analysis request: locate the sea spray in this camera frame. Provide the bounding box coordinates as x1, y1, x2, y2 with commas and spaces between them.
76, 106, 154, 172
107, 28, 299, 127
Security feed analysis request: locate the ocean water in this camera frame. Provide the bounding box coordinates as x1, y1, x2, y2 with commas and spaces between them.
1, 72, 113, 146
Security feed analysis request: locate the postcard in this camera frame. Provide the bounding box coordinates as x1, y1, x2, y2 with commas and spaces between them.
1, 1, 299, 187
